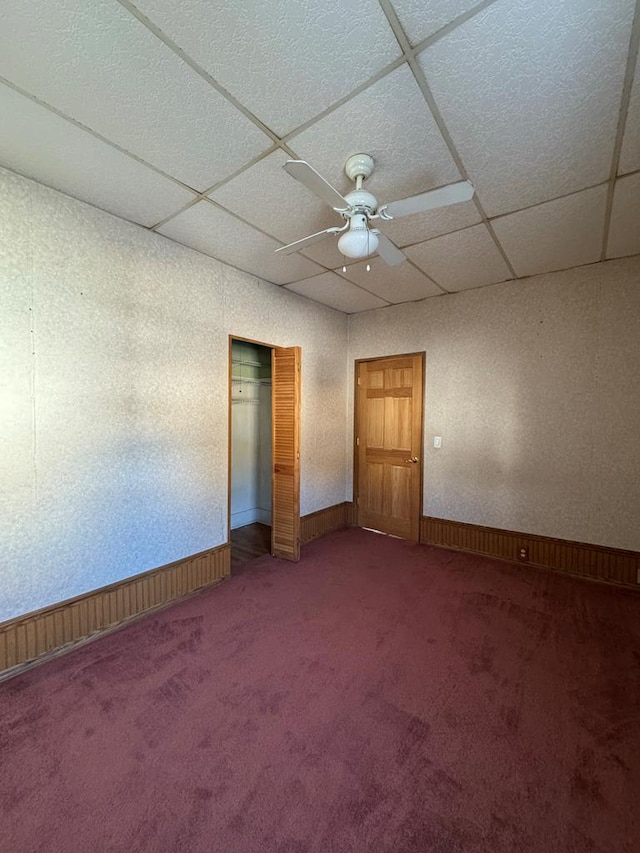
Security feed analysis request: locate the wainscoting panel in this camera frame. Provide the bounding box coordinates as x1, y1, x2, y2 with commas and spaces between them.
300, 502, 355, 544
421, 516, 640, 588
0, 543, 230, 676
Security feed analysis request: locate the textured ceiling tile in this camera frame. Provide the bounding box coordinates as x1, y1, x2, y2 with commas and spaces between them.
210, 151, 338, 243
391, 0, 483, 45
405, 224, 512, 291
288, 65, 461, 202
0, 84, 196, 227
492, 185, 608, 277
619, 63, 640, 175
300, 240, 360, 270
379, 198, 481, 247
285, 273, 389, 314
157, 201, 323, 285
0, 0, 270, 190
128, 0, 401, 136
607, 173, 640, 259
336, 257, 442, 303
419, 0, 635, 216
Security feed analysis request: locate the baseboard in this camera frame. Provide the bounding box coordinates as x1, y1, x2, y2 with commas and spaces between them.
231, 507, 272, 529
421, 516, 640, 589
0, 542, 231, 678
10, 509, 626, 678
301, 501, 355, 544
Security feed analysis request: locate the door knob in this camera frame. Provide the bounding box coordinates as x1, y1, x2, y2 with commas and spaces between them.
404, 456, 419, 463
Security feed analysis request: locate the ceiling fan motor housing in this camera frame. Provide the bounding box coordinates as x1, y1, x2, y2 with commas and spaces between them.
341, 189, 378, 218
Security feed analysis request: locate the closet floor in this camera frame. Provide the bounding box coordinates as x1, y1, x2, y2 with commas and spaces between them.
230, 523, 271, 572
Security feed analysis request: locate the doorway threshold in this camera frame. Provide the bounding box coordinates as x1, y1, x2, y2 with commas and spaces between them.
362, 527, 404, 540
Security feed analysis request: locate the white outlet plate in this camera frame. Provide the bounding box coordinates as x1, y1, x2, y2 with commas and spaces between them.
434, 436, 442, 448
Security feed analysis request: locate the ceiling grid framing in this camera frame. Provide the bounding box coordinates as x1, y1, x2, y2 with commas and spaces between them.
0, 74, 199, 196
335, 260, 440, 301
378, 0, 517, 281
409, 0, 502, 53
135, 0, 488, 298
0, 0, 638, 313
114, 0, 282, 146
600, 0, 640, 260
146, 5, 497, 231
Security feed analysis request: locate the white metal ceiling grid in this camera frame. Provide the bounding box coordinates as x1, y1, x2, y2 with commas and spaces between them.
0, 0, 638, 313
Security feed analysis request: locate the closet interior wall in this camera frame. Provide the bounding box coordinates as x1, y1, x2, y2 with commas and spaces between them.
230, 341, 272, 530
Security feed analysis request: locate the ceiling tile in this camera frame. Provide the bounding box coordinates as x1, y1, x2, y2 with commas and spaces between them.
157, 201, 323, 285
619, 62, 640, 175
285, 273, 389, 314
0, 0, 271, 190
0, 84, 196, 227
379, 198, 481, 247
419, 0, 636, 216
128, 0, 401, 136
300, 241, 360, 271
607, 173, 640, 259
492, 185, 608, 277
210, 150, 363, 270
336, 257, 442, 303
210, 150, 338, 243
405, 224, 512, 291
288, 65, 461, 203
391, 0, 484, 45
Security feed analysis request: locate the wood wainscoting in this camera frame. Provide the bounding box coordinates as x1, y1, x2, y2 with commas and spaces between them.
0, 501, 356, 679
300, 501, 356, 544
0, 543, 230, 678
421, 516, 640, 589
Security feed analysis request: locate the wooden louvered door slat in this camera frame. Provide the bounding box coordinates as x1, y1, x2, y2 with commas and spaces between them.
272, 346, 301, 561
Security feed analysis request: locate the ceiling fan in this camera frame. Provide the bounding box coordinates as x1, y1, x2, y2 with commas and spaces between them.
275, 153, 474, 266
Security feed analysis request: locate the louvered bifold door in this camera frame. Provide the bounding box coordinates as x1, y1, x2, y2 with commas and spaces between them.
272, 346, 301, 561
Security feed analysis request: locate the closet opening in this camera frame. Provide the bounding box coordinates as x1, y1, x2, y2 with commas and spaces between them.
229, 338, 273, 571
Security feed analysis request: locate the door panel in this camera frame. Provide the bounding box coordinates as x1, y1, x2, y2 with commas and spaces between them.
272, 346, 301, 561
356, 353, 424, 541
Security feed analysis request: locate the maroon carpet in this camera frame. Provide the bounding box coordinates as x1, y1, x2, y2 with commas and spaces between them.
2, 528, 639, 852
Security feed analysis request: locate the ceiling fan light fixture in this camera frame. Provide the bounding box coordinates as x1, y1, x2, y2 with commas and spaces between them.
278, 155, 473, 267
337, 214, 379, 259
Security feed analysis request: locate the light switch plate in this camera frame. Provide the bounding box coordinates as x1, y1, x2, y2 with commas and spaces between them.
434, 436, 442, 448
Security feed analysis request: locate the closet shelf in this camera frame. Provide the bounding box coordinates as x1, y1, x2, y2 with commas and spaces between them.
232, 358, 267, 367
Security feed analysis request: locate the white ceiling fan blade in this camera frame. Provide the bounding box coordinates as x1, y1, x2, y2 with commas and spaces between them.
283, 160, 349, 210
275, 227, 342, 256
381, 180, 475, 220
374, 232, 406, 266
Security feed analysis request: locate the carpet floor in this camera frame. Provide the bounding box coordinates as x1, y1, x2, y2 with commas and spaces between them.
1, 528, 639, 852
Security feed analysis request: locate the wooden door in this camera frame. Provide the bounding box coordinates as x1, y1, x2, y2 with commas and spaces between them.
356, 354, 424, 541
271, 346, 301, 561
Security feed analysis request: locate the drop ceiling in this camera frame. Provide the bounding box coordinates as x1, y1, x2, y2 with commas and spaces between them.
0, 0, 638, 315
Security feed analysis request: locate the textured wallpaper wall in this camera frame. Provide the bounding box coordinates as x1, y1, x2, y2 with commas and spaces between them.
0, 168, 348, 622
3, 164, 638, 623
348, 257, 640, 552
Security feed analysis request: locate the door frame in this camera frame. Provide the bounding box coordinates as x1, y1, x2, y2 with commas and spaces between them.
352, 351, 425, 539
227, 335, 301, 557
